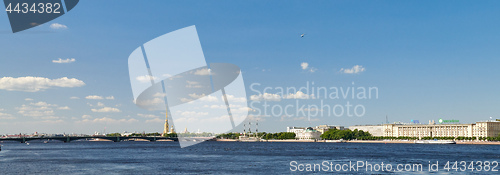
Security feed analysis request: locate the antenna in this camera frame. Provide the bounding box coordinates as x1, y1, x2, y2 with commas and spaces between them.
243, 124, 246, 136
249, 122, 251, 134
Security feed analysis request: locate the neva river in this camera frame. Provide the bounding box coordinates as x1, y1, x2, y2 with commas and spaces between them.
0, 141, 499, 174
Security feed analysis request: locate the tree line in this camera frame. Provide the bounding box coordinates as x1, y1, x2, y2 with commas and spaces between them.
320, 128, 372, 140
216, 132, 296, 140
320, 129, 500, 141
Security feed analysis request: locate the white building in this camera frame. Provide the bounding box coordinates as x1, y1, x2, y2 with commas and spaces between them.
314, 125, 344, 134
349, 125, 384, 136
381, 120, 500, 138
287, 126, 324, 140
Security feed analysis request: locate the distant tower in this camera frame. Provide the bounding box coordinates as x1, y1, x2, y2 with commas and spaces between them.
256, 120, 259, 137
163, 109, 169, 135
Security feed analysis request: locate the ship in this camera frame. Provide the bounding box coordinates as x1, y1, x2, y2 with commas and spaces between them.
414, 140, 456, 144
238, 135, 260, 142
325, 139, 346, 143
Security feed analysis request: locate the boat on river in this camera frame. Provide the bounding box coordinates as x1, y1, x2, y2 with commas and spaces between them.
414, 140, 456, 144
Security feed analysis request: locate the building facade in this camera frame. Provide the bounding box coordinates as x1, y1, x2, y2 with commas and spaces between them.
380, 121, 500, 138
474, 121, 500, 137
287, 126, 322, 140
349, 125, 384, 137
315, 125, 344, 134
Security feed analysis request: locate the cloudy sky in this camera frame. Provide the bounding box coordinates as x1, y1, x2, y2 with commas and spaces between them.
1, 0, 500, 134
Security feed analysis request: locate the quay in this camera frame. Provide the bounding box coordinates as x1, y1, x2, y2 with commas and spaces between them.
0, 136, 178, 143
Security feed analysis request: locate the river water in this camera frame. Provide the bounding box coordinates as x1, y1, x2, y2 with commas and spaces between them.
0, 141, 499, 174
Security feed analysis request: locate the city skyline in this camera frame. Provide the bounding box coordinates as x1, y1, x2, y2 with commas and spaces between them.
2, 1, 500, 134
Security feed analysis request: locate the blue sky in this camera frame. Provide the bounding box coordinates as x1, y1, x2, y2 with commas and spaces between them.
1, 0, 500, 134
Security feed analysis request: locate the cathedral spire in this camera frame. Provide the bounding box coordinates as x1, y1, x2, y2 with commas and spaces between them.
163, 108, 169, 135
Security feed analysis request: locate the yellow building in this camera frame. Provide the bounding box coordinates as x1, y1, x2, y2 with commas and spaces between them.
474, 121, 500, 137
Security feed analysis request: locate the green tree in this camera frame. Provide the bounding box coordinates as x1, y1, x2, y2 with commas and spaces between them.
320, 129, 372, 140
106, 133, 121, 137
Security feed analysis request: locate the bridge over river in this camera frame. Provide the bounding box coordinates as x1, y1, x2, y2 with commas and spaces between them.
0, 136, 178, 143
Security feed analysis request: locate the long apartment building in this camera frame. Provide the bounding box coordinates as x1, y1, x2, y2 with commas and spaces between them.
382, 121, 500, 138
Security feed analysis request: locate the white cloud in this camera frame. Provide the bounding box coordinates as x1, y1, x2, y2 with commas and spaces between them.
77, 117, 138, 123
145, 118, 163, 123
138, 113, 160, 118
206, 104, 243, 109
17, 103, 55, 117
251, 91, 314, 101
177, 111, 209, 117
301, 62, 317, 73
309, 67, 317, 73
193, 68, 210, 75
52, 58, 75, 64
283, 91, 315, 99
153, 92, 166, 97
340, 65, 366, 74
301, 62, 309, 70
188, 93, 205, 99
0, 77, 85, 92
224, 94, 246, 103
31, 101, 57, 107
185, 80, 204, 88
70, 96, 80, 99
183, 94, 218, 102
41, 119, 65, 124
97, 102, 105, 107
280, 115, 320, 122
0, 112, 15, 120
58, 106, 70, 110
25, 98, 34, 101
41, 116, 60, 120
50, 23, 67, 29
232, 107, 254, 113
180, 98, 190, 103
91, 107, 121, 113
135, 98, 164, 106
105, 96, 115, 100
85, 95, 104, 100
200, 95, 218, 102
250, 93, 281, 101
82, 115, 92, 119
136, 75, 157, 83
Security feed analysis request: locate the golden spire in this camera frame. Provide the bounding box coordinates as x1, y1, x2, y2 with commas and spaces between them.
163, 108, 169, 135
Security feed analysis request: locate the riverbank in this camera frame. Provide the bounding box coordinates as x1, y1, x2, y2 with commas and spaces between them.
349, 140, 500, 145
215, 139, 500, 145
346, 140, 414, 144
